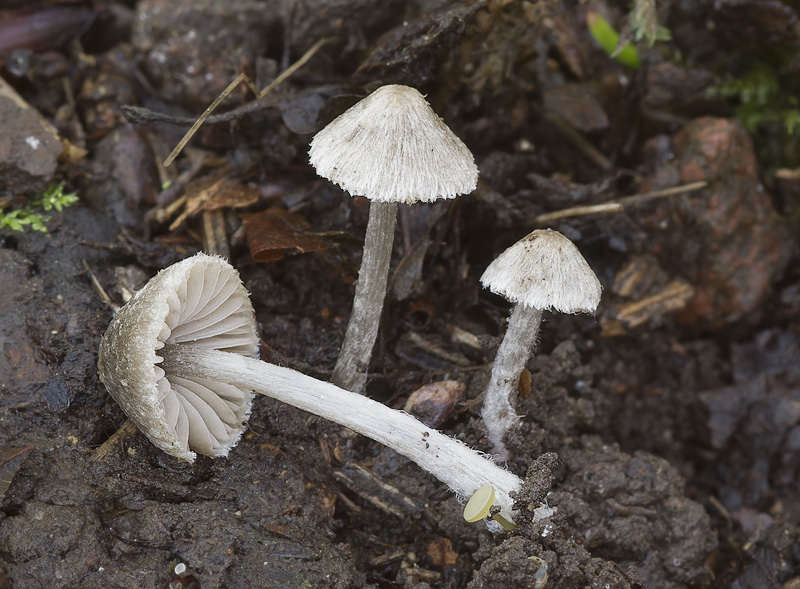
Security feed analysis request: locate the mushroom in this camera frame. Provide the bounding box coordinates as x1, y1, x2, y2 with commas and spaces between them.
309, 84, 478, 393
479, 229, 602, 457
463, 485, 517, 531
98, 253, 258, 461
98, 253, 521, 523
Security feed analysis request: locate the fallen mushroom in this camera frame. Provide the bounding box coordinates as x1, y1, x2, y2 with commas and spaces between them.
309, 84, 478, 393
480, 229, 602, 457
98, 253, 521, 522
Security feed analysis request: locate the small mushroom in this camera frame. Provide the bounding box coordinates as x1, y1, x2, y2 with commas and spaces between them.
480, 229, 602, 457
98, 253, 521, 523
309, 84, 478, 393
463, 485, 517, 531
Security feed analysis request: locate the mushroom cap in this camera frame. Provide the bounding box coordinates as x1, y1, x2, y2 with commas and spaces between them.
309, 84, 478, 204
463, 485, 496, 523
98, 253, 259, 462
481, 229, 602, 314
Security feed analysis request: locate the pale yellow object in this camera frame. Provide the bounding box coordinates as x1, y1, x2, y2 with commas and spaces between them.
464, 485, 517, 531
464, 484, 496, 522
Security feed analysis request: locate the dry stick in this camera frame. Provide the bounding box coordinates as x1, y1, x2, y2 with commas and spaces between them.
163, 37, 332, 168
538, 107, 613, 171
534, 181, 708, 224
92, 420, 139, 461
202, 209, 230, 258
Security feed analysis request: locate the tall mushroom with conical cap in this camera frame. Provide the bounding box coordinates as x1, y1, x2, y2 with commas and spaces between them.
98, 253, 521, 524
309, 84, 478, 393
480, 229, 602, 458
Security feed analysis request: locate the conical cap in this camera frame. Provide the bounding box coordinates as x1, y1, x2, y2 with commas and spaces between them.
481, 229, 602, 314
309, 84, 478, 204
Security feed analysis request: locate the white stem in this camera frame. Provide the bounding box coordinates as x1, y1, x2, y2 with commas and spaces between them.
331, 201, 398, 393
163, 345, 522, 522
482, 304, 542, 458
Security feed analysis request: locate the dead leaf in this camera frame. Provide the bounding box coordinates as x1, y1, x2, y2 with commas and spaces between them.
519, 368, 532, 399
241, 208, 348, 262
0, 445, 34, 499
170, 176, 260, 230
601, 279, 695, 336
543, 83, 609, 133
425, 537, 458, 570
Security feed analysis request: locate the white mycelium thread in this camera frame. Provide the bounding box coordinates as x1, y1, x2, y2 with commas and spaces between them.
99, 254, 522, 523
309, 84, 478, 204
480, 229, 602, 457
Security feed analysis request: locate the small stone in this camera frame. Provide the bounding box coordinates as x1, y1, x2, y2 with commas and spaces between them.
133, 0, 279, 109
0, 79, 63, 195
639, 118, 792, 329
543, 83, 609, 133
403, 380, 465, 428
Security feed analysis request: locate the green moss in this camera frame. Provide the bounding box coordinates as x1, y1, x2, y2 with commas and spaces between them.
708, 61, 800, 172
0, 183, 79, 233
709, 64, 800, 133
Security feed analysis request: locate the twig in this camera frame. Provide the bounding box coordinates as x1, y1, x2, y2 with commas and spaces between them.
537, 106, 613, 170
83, 260, 118, 312
91, 420, 139, 461
202, 209, 230, 258
164, 37, 332, 167
534, 180, 708, 224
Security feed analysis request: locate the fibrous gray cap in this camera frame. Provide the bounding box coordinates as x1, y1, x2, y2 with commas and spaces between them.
481, 229, 602, 314
309, 84, 478, 204
98, 253, 259, 462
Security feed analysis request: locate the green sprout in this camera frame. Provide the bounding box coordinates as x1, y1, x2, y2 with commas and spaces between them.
586, 12, 641, 70
629, 0, 671, 48
0, 183, 79, 233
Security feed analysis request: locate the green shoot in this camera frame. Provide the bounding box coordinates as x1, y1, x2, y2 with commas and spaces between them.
34, 183, 80, 212
629, 0, 671, 48
586, 12, 641, 69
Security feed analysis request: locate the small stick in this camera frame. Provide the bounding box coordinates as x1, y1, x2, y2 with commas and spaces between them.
164, 37, 332, 167
202, 209, 230, 258
537, 106, 613, 170
534, 180, 708, 224
83, 260, 118, 312
91, 420, 139, 461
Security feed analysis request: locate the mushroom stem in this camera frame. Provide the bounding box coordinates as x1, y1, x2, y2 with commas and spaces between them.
331, 201, 398, 393
162, 343, 521, 522
482, 304, 543, 458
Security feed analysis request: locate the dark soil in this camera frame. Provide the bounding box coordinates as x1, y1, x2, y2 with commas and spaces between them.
1, 1, 799, 588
